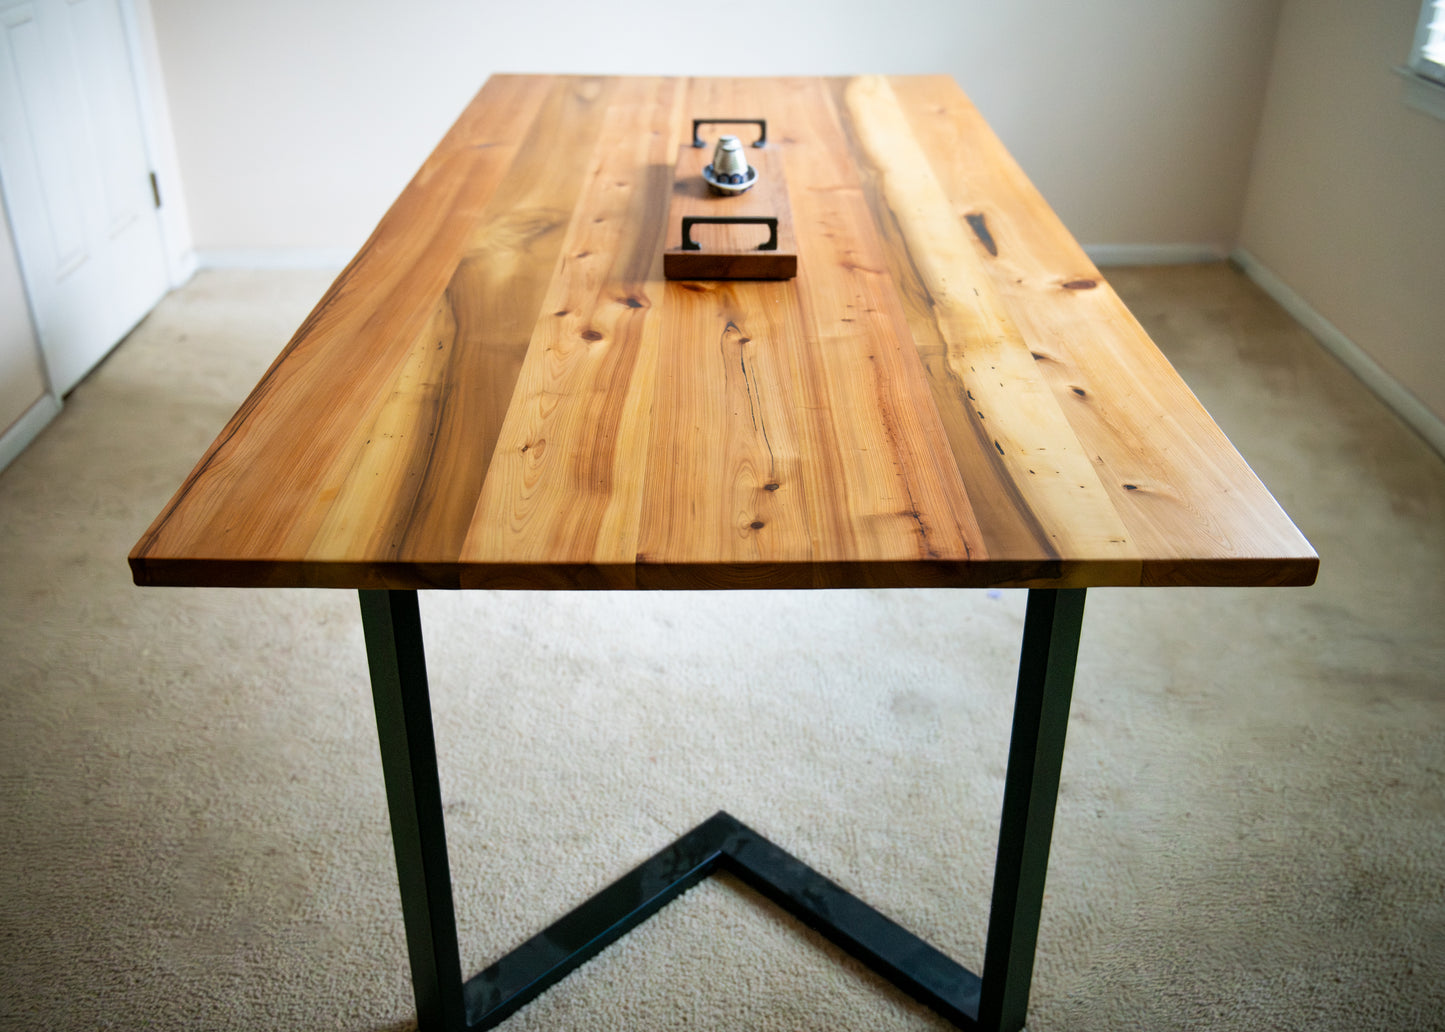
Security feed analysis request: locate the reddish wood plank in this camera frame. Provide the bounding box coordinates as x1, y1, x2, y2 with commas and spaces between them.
459, 76, 684, 588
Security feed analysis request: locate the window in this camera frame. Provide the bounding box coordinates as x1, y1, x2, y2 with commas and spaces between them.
1409, 0, 1445, 85
1400, 1, 1445, 120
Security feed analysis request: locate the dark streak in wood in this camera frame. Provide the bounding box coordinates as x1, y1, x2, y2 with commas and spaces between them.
965, 212, 998, 256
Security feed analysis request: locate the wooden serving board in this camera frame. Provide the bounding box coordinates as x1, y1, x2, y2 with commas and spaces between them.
663, 144, 796, 280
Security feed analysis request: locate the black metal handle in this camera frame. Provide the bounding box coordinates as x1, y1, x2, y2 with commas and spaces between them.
681, 216, 779, 252
692, 118, 767, 148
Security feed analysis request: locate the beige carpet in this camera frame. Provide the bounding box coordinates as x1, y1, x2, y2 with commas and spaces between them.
1, 264, 1441, 1031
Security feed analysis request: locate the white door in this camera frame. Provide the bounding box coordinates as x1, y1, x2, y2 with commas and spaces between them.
0, 0, 168, 396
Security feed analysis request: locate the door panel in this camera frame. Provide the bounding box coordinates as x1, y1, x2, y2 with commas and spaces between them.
1, 203, 47, 438
3, 4, 88, 276
0, 0, 167, 395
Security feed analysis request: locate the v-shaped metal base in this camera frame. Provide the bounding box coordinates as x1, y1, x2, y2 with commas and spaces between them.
359, 587, 1086, 1032
463, 810, 982, 1030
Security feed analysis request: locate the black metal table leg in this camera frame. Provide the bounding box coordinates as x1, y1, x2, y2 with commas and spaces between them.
359, 589, 467, 1032
978, 588, 1087, 1032
355, 587, 1085, 1032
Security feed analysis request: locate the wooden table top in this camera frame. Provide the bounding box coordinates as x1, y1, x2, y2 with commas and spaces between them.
130, 75, 1317, 591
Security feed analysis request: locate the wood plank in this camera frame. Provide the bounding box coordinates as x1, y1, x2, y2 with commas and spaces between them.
129, 75, 563, 586
839, 75, 1139, 586
825, 77, 1050, 568
663, 145, 797, 280
302, 76, 620, 569
885, 75, 1316, 585
764, 78, 988, 571
459, 76, 685, 588
638, 276, 813, 580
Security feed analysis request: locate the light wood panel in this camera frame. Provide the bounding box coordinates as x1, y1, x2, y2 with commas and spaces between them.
130, 75, 1317, 590
838, 76, 1138, 586
883, 76, 1317, 585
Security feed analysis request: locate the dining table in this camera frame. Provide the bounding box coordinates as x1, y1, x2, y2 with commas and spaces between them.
130, 73, 1318, 1032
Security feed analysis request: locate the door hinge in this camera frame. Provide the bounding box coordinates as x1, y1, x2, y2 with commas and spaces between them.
149, 171, 161, 209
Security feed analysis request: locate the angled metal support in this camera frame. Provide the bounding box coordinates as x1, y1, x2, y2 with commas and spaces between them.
463, 811, 983, 1031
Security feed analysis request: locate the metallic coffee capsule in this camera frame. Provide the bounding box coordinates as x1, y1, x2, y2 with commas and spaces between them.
712, 135, 749, 178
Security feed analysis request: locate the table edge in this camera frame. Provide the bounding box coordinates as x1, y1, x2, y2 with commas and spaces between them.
128, 553, 1319, 591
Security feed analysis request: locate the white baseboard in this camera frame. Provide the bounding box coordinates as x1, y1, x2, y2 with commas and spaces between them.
1083, 243, 1228, 266
195, 248, 352, 270
0, 392, 61, 475
1231, 248, 1445, 459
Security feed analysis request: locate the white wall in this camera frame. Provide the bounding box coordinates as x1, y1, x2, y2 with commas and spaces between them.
148, 0, 1282, 259
1238, 0, 1445, 425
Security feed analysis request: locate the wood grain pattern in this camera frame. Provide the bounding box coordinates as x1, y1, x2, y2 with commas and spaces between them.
130, 75, 1317, 591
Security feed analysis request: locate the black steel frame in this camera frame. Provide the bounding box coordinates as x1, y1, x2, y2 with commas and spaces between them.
357, 587, 1086, 1032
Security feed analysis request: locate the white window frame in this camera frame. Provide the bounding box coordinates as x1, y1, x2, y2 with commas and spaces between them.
1399, 0, 1445, 120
